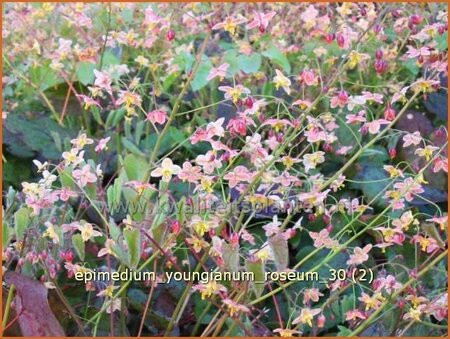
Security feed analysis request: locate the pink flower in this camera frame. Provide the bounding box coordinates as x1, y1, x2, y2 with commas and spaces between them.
303, 288, 324, 304
95, 137, 111, 153
206, 118, 225, 138
346, 244, 372, 265
330, 91, 349, 108
292, 308, 321, 327
362, 91, 384, 104
309, 229, 338, 249
405, 45, 431, 59
346, 110, 366, 124
218, 85, 251, 103
299, 69, 318, 86
195, 151, 222, 174
426, 215, 448, 231
116, 90, 142, 108
77, 94, 102, 110
262, 118, 293, 132
412, 235, 440, 253
345, 309, 366, 321
402, 131, 422, 147
93, 69, 112, 94
246, 11, 276, 31
212, 16, 247, 35
178, 162, 202, 183
227, 117, 248, 136
393, 177, 424, 202
207, 63, 229, 81
57, 187, 78, 201
433, 157, 448, 173
361, 119, 390, 134
374, 275, 402, 293
190, 128, 210, 144
292, 99, 312, 110
262, 216, 282, 236
72, 165, 97, 187
223, 165, 253, 188
146, 109, 168, 125
222, 298, 250, 316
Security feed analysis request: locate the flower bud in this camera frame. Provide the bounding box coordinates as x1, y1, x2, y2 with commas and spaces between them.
391, 9, 401, 18
336, 34, 345, 48
245, 96, 254, 109
323, 143, 333, 153
374, 59, 387, 74
221, 151, 231, 162
276, 133, 284, 143
360, 7, 367, 17
373, 24, 382, 34
389, 148, 397, 159
317, 314, 326, 328
171, 220, 181, 235
325, 33, 335, 43
384, 105, 396, 121
375, 49, 383, 60
409, 14, 423, 25
435, 127, 445, 138
230, 233, 239, 247
166, 29, 175, 41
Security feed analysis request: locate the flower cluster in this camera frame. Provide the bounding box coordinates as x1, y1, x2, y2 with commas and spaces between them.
2, 2, 448, 337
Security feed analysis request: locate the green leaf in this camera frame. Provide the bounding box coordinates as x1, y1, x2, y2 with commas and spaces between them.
108, 218, 122, 242
403, 59, 419, 76
124, 228, 141, 269
351, 165, 391, 208
222, 243, 240, 273
436, 31, 448, 51
122, 137, 146, 157
337, 325, 353, 336
29, 65, 64, 91
2, 219, 10, 249
269, 233, 289, 271
245, 259, 265, 298
77, 62, 96, 85
14, 207, 31, 240
163, 72, 180, 91
121, 7, 134, 23
72, 234, 85, 261
262, 44, 291, 73
223, 49, 240, 76
102, 50, 121, 66
237, 53, 262, 74
123, 154, 149, 181
191, 56, 213, 91
107, 178, 122, 214
58, 168, 75, 189
335, 115, 362, 147
360, 146, 389, 163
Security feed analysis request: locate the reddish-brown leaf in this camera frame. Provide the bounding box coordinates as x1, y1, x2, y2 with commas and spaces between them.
3, 272, 65, 337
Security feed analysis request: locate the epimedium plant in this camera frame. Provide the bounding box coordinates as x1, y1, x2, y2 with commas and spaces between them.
2, 2, 448, 337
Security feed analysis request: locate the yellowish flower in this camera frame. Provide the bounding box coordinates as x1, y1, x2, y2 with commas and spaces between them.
273, 69, 291, 94
43, 222, 60, 244
77, 222, 102, 242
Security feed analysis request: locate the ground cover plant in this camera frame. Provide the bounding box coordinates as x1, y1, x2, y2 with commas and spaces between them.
1, 2, 448, 337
